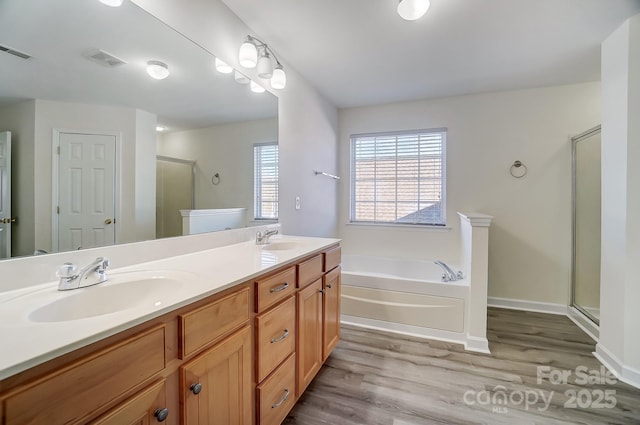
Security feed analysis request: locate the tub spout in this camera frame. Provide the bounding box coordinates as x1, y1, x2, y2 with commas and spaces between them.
434, 260, 462, 282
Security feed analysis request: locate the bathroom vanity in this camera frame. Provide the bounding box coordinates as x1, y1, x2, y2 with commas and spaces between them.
0, 236, 341, 425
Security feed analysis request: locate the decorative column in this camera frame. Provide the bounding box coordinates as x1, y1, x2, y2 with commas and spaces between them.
458, 212, 493, 353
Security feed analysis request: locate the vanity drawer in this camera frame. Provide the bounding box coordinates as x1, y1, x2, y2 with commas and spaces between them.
180, 286, 250, 359
5, 325, 166, 425
256, 296, 296, 382
256, 266, 296, 313
297, 254, 323, 288
91, 379, 167, 425
324, 245, 341, 272
256, 353, 296, 425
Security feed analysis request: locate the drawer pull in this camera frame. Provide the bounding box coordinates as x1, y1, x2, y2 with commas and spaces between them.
190, 383, 203, 395
154, 407, 169, 422
270, 329, 289, 344
271, 389, 290, 408
270, 282, 289, 293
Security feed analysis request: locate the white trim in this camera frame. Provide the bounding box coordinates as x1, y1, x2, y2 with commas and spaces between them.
566, 306, 599, 342
487, 297, 567, 315
457, 212, 493, 227
594, 343, 640, 389
341, 314, 490, 354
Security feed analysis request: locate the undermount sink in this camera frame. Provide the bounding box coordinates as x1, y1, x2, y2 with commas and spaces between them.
28, 270, 195, 323
261, 241, 301, 251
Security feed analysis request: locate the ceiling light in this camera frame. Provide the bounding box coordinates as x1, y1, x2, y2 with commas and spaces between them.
156, 125, 167, 132
239, 37, 258, 68
146, 60, 170, 80
270, 64, 286, 90
214, 57, 233, 74
98, 0, 124, 6
397, 0, 430, 21
250, 80, 265, 93
257, 50, 273, 79
234, 70, 250, 84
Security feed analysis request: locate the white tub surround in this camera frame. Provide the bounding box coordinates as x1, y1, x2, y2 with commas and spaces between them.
458, 212, 493, 353
341, 212, 492, 353
180, 208, 247, 235
0, 233, 339, 380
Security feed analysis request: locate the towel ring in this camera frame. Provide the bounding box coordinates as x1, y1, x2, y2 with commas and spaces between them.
510, 160, 527, 178
211, 172, 220, 185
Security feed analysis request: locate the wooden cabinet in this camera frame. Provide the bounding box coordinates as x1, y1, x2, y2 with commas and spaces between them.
296, 279, 324, 396
256, 354, 296, 425
91, 379, 168, 425
256, 297, 296, 382
180, 326, 252, 425
323, 266, 341, 361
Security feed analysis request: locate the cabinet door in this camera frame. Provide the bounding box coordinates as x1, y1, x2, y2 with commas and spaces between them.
181, 326, 252, 425
296, 278, 323, 397
91, 380, 168, 425
323, 266, 341, 361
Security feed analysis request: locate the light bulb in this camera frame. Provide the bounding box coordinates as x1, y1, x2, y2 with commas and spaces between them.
257, 51, 273, 79
239, 39, 258, 68
146, 61, 170, 80
214, 58, 233, 74
250, 80, 265, 93
397, 0, 430, 21
98, 0, 124, 6
270, 65, 286, 90
234, 70, 250, 84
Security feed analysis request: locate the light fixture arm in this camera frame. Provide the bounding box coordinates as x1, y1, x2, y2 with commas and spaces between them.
246, 35, 283, 68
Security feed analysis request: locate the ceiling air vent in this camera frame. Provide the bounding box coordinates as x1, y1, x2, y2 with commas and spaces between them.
83, 48, 127, 68
0, 44, 31, 60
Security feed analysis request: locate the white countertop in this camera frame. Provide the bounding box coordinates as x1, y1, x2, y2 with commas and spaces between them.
0, 235, 340, 380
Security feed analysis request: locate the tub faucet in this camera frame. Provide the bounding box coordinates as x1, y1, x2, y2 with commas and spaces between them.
57, 257, 110, 291
434, 260, 462, 282
256, 229, 279, 245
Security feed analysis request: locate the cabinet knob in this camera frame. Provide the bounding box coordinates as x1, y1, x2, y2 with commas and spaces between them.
318, 289, 325, 294
190, 382, 203, 395
326, 284, 332, 289
154, 407, 169, 422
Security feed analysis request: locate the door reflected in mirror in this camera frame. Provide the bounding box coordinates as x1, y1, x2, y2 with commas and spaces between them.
0, 0, 278, 259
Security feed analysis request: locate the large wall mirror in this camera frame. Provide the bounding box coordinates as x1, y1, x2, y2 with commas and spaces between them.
0, 0, 278, 260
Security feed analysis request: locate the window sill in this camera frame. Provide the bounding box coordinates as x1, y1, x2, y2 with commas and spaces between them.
345, 222, 452, 231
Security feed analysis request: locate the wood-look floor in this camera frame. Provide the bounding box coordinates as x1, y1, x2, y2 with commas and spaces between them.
284, 308, 640, 425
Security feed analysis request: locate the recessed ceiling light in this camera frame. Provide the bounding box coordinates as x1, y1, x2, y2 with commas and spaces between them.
156, 125, 167, 132
146, 61, 170, 80
397, 0, 430, 21
98, 0, 124, 7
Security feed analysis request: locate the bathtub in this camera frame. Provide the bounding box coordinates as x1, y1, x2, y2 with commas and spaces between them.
341, 254, 471, 347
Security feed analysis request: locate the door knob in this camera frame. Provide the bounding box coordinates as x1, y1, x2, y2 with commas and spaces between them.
0, 217, 16, 224
104, 218, 112, 225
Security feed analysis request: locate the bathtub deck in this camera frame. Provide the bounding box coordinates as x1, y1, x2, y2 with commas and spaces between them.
284, 308, 640, 425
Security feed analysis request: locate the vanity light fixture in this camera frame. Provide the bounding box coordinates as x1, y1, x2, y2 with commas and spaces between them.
146, 60, 170, 80
238, 35, 287, 89
214, 57, 233, 74
250, 80, 266, 93
234, 70, 250, 84
98, 0, 124, 7
397, 0, 430, 21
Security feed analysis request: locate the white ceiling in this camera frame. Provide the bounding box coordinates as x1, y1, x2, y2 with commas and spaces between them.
223, 0, 640, 108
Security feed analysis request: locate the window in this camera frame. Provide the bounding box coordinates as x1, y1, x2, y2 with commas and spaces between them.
254, 142, 279, 219
350, 128, 446, 226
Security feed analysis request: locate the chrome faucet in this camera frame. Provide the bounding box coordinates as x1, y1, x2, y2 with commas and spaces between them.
256, 229, 279, 245
57, 257, 110, 291
434, 260, 463, 282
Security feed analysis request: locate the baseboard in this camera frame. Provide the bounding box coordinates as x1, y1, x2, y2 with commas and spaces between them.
341, 314, 490, 354
567, 306, 599, 342
488, 297, 567, 315
595, 343, 640, 389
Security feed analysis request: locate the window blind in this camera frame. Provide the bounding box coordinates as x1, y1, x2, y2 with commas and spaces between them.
254, 143, 279, 220
350, 129, 446, 226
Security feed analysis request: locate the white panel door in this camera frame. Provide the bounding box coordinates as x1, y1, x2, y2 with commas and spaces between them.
0, 131, 11, 259
57, 132, 116, 252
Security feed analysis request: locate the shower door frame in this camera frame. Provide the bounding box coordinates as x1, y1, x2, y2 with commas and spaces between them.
570, 124, 601, 326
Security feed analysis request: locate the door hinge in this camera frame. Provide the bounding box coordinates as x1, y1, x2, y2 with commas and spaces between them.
57, 146, 60, 155
56, 206, 60, 214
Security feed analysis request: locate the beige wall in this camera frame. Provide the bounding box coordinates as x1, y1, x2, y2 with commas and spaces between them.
157, 118, 277, 220
338, 82, 601, 305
